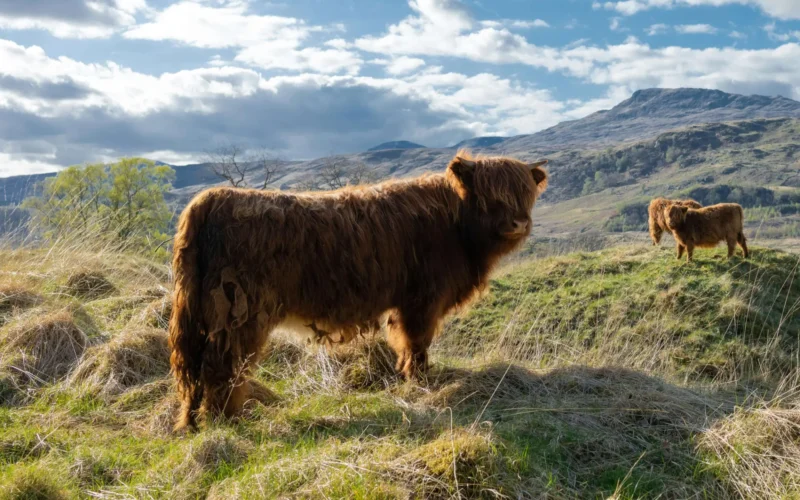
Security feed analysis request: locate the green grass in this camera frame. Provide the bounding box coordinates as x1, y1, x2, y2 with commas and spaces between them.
445, 245, 800, 386
0, 244, 799, 498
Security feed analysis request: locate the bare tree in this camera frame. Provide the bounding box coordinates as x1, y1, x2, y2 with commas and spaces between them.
299, 157, 377, 191
206, 143, 280, 189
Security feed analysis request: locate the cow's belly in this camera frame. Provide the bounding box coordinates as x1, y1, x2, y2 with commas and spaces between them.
275, 314, 387, 346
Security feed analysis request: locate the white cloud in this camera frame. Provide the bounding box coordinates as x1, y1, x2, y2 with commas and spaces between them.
564, 39, 800, 99
610, 17, 623, 31
374, 56, 427, 75
208, 55, 228, 67
354, 1, 591, 75
235, 41, 362, 74
675, 23, 718, 34
729, 30, 747, 38
600, 0, 800, 20
646, 23, 669, 35
0, 0, 148, 38
510, 19, 550, 29
0, 37, 600, 174
124, 1, 309, 48
124, 1, 362, 75
763, 22, 800, 41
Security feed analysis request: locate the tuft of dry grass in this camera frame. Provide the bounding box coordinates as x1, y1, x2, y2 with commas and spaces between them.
139, 295, 172, 329
0, 306, 90, 386
65, 271, 117, 300
699, 394, 800, 499
70, 327, 169, 395
399, 429, 506, 498
0, 285, 41, 318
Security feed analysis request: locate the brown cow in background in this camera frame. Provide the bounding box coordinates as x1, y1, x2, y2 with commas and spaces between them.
169, 151, 549, 430
648, 197, 702, 245
664, 203, 749, 262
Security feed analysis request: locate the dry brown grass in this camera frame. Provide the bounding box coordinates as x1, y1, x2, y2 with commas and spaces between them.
70, 326, 169, 395
65, 271, 117, 299
699, 386, 800, 499
0, 306, 90, 386
0, 285, 42, 317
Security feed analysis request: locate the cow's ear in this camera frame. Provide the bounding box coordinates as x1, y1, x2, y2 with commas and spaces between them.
449, 156, 476, 185
529, 160, 548, 191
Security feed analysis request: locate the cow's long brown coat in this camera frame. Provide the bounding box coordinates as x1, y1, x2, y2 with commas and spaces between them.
664, 202, 749, 262
648, 198, 702, 245
169, 153, 548, 430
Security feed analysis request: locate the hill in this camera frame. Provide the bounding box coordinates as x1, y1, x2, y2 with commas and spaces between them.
1, 88, 799, 244
1, 242, 799, 498
367, 140, 425, 151
500, 88, 800, 151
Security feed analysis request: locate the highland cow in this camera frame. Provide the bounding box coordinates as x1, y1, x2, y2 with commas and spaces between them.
648, 197, 702, 245
664, 203, 749, 262
169, 152, 549, 430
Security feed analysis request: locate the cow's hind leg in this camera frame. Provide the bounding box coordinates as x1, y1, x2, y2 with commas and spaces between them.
726, 235, 737, 259
650, 222, 663, 246
200, 312, 278, 422
738, 232, 749, 258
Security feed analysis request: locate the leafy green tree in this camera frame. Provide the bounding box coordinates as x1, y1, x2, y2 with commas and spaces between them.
23, 158, 175, 255
106, 158, 174, 241
594, 171, 607, 190
581, 177, 594, 196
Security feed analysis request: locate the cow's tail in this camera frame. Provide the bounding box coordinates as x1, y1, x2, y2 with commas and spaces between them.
169, 193, 214, 431
736, 205, 749, 258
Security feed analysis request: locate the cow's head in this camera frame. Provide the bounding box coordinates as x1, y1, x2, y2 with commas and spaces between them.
447, 152, 548, 250
665, 204, 689, 230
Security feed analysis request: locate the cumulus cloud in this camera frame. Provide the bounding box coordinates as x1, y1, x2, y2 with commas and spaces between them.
354, 0, 591, 75
0, 0, 148, 38
0, 38, 595, 174
564, 39, 800, 99
372, 57, 427, 75
124, 1, 361, 74
235, 41, 363, 74
599, 0, 800, 20
123, 1, 308, 48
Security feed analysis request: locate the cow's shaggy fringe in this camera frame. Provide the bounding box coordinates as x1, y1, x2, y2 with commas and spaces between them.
169, 151, 549, 430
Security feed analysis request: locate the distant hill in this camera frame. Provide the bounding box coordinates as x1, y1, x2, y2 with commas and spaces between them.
453, 136, 506, 150
500, 88, 800, 152
367, 141, 425, 152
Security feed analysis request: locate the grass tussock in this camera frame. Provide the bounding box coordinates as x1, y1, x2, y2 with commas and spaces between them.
0, 306, 90, 387
70, 327, 169, 395
0, 286, 41, 317
699, 395, 800, 499
65, 271, 117, 300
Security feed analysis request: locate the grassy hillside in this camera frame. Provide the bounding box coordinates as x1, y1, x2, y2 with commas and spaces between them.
0, 242, 799, 498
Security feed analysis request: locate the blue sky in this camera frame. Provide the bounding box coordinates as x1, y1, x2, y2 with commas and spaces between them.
0, 0, 799, 176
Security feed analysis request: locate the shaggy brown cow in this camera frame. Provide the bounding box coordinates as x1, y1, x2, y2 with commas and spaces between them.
648, 197, 702, 245
664, 203, 749, 262
169, 152, 549, 430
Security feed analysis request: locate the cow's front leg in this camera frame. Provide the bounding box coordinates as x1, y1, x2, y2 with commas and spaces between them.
386, 305, 442, 380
